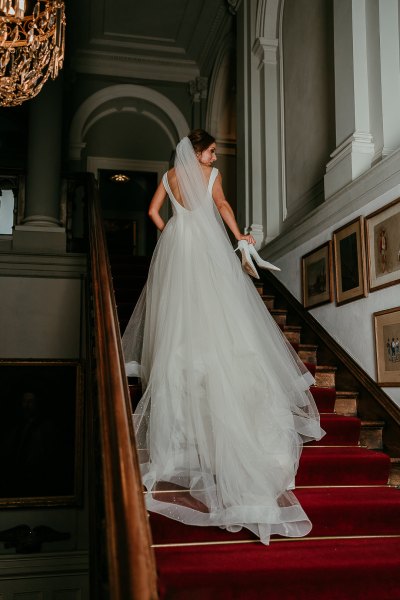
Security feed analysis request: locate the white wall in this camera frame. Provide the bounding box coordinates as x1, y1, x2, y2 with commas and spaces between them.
268, 179, 400, 407
0, 276, 82, 359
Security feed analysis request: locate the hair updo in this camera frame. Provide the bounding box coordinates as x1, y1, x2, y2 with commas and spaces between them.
188, 129, 215, 153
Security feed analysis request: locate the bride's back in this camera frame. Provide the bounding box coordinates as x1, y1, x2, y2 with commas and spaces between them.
167, 166, 213, 207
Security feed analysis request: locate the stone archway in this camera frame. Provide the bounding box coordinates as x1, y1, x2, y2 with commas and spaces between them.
69, 84, 190, 161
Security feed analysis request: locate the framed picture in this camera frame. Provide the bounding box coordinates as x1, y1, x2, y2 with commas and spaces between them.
333, 217, 368, 306
301, 241, 333, 309
0, 360, 84, 508
365, 198, 400, 292
373, 306, 400, 386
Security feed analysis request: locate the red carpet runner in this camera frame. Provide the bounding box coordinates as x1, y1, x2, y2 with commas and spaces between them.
110, 255, 400, 600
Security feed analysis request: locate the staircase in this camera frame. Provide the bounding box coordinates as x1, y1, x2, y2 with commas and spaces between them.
109, 254, 400, 600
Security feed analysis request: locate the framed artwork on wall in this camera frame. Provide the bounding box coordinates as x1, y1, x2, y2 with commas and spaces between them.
0, 360, 84, 508
332, 217, 368, 306
301, 241, 333, 309
373, 306, 400, 386
365, 198, 400, 292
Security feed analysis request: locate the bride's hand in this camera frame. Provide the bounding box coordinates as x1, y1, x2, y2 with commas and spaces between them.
237, 233, 256, 245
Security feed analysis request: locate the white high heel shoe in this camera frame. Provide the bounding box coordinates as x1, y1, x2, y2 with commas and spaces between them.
235, 240, 281, 278
235, 240, 260, 279
247, 242, 281, 272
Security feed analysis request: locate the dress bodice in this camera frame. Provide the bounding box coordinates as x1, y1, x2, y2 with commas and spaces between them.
162, 168, 219, 215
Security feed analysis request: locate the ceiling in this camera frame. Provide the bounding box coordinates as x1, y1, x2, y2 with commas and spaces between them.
70, 0, 235, 82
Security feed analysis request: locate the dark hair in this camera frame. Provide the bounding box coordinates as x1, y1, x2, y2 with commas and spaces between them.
188, 129, 215, 153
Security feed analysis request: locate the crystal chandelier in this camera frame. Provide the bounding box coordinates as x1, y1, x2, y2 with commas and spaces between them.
0, 1, 66, 107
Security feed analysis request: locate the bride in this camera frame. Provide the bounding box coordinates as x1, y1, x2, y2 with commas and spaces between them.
122, 129, 325, 545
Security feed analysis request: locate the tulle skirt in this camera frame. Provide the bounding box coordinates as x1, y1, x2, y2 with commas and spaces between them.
122, 212, 325, 545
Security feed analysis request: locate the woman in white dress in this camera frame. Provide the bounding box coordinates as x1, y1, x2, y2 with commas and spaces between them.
122, 130, 324, 545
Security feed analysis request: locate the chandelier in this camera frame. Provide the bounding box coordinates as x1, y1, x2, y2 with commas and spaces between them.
0, 1, 66, 107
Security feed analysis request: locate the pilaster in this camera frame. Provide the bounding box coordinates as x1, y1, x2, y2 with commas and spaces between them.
379, 0, 400, 157
324, 0, 374, 198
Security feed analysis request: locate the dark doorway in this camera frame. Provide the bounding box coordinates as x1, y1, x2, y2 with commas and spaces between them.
99, 169, 158, 256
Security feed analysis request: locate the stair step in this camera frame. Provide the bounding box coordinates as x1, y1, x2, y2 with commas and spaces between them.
335, 391, 359, 416
297, 344, 318, 365
283, 325, 302, 344
314, 415, 361, 446
261, 294, 275, 309
149, 486, 400, 545
155, 537, 400, 599
310, 387, 336, 412
389, 458, 400, 487
129, 383, 142, 410
314, 365, 336, 388
359, 420, 385, 450
297, 447, 390, 486
270, 309, 287, 326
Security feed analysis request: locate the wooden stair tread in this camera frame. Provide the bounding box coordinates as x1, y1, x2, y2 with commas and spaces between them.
298, 343, 318, 351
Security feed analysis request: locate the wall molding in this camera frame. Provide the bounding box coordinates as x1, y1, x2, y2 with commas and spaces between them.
0, 550, 89, 578
69, 84, 190, 161
263, 147, 400, 259
0, 252, 87, 278
73, 49, 199, 82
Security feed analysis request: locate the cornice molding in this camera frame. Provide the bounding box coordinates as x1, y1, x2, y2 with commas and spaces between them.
73, 50, 199, 82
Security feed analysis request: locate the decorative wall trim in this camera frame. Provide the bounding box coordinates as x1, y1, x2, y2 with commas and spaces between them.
252, 37, 278, 67
0, 550, 89, 578
263, 147, 400, 260
0, 253, 87, 278
73, 49, 199, 82
69, 85, 190, 161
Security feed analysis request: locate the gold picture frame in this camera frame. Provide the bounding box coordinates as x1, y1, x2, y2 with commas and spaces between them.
365, 198, 400, 292
301, 241, 333, 309
373, 306, 400, 386
0, 360, 84, 507
333, 217, 368, 306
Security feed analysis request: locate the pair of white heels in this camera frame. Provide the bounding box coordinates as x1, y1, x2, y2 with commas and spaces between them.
235, 239, 280, 279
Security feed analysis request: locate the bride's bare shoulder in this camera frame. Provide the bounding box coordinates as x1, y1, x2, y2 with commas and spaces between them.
167, 167, 177, 183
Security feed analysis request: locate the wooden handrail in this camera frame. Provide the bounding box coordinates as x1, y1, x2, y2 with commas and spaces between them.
87, 173, 158, 599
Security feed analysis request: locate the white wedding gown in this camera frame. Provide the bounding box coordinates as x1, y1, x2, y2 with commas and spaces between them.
122, 164, 325, 545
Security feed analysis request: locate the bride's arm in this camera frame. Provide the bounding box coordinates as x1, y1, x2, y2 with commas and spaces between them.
212, 173, 255, 244
148, 180, 167, 231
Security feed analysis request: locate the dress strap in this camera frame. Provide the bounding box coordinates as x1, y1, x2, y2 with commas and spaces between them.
208, 168, 219, 195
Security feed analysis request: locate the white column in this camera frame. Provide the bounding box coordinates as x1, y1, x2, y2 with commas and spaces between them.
253, 36, 281, 244
324, 0, 374, 199
236, 0, 265, 248
13, 77, 66, 253
379, 0, 400, 156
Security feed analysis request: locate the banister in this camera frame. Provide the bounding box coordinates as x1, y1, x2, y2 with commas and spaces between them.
87, 173, 158, 599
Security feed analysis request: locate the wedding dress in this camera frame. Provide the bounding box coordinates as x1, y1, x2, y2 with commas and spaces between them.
122, 137, 325, 545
